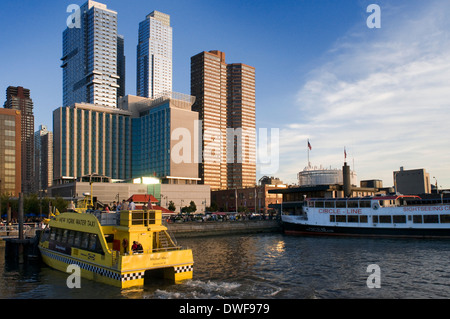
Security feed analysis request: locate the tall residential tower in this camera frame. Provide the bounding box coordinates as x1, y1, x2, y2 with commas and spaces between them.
191, 51, 228, 190
3, 86, 34, 193
61, 0, 124, 108
0, 108, 21, 197
227, 63, 256, 189
137, 11, 173, 98
191, 51, 256, 190
34, 125, 53, 193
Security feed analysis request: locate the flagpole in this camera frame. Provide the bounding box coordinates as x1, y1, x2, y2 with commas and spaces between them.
307, 139, 311, 168
344, 146, 347, 163
308, 146, 310, 168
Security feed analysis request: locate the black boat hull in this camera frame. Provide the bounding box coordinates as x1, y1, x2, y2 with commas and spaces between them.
282, 222, 450, 238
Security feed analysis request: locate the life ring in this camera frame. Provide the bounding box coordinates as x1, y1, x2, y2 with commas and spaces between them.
372, 203, 379, 210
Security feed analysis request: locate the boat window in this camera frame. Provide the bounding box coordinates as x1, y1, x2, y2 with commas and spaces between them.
315, 201, 324, 208
104, 234, 114, 243
40, 229, 50, 242
81, 232, 90, 249
67, 230, 75, 245
336, 215, 346, 223
336, 201, 346, 208
359, 216, 368, 223
308, 201, 314, 208
379, 216, 392, 223
88, 234, 98, 251
348, 216, 358, 223
440, 215, 450, 223
325, 201, 335, 208
413, 215, 423, 224
360, 201, 371, 208
348, 201, 358, 208
74, 232, 82, 246
393, 215, 406, 223
55, 228, 63, 242
373, 216, 378, 223
330, 215, 335, 222
62, 229, 69, 243
50, 228, 57, 241
424, 215, 439, 224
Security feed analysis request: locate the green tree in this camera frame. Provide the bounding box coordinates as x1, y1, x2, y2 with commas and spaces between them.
188, 201, 197, 213
168, 200, 176, 212
24, 193, 40, 216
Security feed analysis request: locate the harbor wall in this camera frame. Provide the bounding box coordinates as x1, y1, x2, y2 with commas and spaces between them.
167, 220, 282, 238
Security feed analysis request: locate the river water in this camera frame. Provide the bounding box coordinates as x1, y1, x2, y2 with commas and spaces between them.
1, 233, 450, 299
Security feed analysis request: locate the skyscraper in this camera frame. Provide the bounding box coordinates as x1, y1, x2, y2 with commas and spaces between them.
227, 63, 256, 189
117, 35, 126, 100
191, 51, 228, 190
34, 125, 53, 193
0, 108, 21, 197
190, 51, 256, 190
137, 11, 173, 99
61, 0, 124, 108
4, 86, 34, 193
121, 92, 199, 183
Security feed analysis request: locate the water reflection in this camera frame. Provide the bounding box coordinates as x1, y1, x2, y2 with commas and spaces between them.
3, 234, 450, 298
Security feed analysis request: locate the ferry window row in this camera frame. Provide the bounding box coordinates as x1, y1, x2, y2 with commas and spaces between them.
330, 214, 450, 224
44, 227, 104, 255
310, 200, 372, 208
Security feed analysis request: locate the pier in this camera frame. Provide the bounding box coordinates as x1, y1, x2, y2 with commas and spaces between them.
167, 219, 282, 238
1, 193, 41, 263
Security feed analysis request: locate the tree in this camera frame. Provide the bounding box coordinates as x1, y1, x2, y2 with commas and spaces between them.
189, 201, 196, 213
168, 200, 176, 212
52, 196, 68, 213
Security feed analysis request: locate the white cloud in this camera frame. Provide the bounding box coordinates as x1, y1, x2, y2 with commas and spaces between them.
273, 1, 450, 188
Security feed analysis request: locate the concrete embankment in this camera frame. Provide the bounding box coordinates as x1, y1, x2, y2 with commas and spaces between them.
167, 220, 282, 238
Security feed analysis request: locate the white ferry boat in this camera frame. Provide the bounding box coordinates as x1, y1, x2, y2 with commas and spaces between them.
282, 195, 450, 238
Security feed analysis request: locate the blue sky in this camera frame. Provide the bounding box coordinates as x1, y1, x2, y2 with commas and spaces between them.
1, 0, 449, 189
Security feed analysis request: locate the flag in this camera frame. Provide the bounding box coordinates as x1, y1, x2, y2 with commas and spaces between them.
308, 140, 312, 150
344, 147, 347, 159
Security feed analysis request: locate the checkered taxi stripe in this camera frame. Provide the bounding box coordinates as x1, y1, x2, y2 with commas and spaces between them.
175, 265, 193, 273
40, 249, 144, 282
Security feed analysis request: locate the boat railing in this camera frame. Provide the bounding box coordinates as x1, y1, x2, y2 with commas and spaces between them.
162, 220, 178, 247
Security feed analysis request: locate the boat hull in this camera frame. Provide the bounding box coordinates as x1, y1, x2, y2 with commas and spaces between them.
282, 221, 450, 239
39, 245, 194, 289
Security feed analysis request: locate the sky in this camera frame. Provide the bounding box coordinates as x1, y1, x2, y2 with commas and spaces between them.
1, 0, 449, 189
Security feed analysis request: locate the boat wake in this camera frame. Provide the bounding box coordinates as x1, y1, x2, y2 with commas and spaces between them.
147, 279, 284, 299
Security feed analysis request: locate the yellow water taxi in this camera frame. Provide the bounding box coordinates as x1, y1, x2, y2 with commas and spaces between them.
38, 194, 193, 288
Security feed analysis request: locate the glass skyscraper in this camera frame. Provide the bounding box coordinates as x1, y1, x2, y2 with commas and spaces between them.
137, 11, 173, 98
61, 0, 124, 108
124, 93, 199, 183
